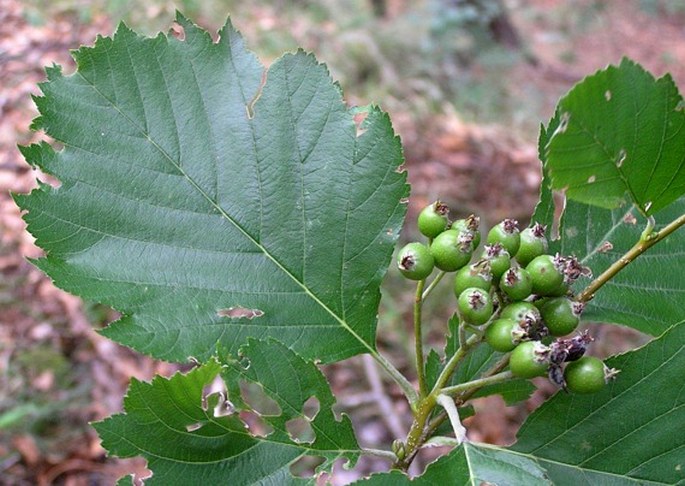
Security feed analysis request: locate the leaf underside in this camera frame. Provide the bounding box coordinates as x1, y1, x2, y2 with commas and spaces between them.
94, 339, 360, 485
546, 58, 685, 215
16, 14, 408, 363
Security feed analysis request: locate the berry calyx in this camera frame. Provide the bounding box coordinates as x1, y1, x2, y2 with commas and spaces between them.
500, 266, 533, 301
452, 214, 481, 248
510, 341, 550, 378
549, 331, 594, 364
487, 219, 520, 256
564, 356, 617, 394
526, 254, 564, 296
485, 318, 520, 352
480, 243, 511, 280
458, 287, 494, 325
454, 261, 493, 297
430, 230, 473, 272
540, 297, 584, 336
418, 201, 450, 238
515, 223, 548, 267
397, 242, 434, 280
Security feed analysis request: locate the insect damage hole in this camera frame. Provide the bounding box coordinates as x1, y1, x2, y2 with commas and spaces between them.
217, 306, 264, 319
170, 22, 185, 40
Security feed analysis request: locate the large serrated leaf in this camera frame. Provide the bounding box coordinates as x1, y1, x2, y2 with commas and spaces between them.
512, 320, 685, 485
546, 58, 685, 215
15, 14, 408, 364
353, 442, 551, 485
94, 340, 361, 485
535, 109, 685, 336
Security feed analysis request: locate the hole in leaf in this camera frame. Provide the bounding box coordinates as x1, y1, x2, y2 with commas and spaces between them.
239, 410, 274, 438
623, 212, 637, 225
202, 375, 228, 412
556, 112, 570, 134
399, 197, 409, 204
186, 422, 204, 432
598, 241, 613, 253
605, 90, 612, 101
644, 201, 653, 212
550, 190, 566, 241
240, 380, 281, 416
587, 175, 596, 183
289, 455, 325, 478
217, 306, 264, 319
616, 149, 627, 168
286, 416, 315, 444
353, 110, 369, 137
170, 22, 185, 40
302, 396, 320, 421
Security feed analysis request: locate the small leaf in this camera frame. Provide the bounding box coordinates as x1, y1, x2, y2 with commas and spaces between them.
353, 443, 551, 485
94, 341, 361, 484
513, 320, 685, 485
15, 14, 408, 364
546, 58, 685, 215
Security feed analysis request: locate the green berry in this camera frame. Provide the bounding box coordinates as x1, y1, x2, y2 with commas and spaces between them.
527, 254, 564, 296
458, 287, 494, 325
564, 356, 608, 394
486, 219, 520, 256
485, 318, 520, 352
500, 302, 541, 324
500, 267, 533, 301
480, 243, 511, 280
430, 230, 473, 272
418, 201, 450, 238
454, 262, 492, 297
510, 341, 550, 378
515, 223, 548, 267
397, 242, 434, 280
451, 214, 481, 248
540, 298, 584, 336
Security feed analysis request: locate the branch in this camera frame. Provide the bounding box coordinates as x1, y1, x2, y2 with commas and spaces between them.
578, 212, 685, 302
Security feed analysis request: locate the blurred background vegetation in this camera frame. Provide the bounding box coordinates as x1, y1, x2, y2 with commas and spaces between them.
2, 0, 683, 483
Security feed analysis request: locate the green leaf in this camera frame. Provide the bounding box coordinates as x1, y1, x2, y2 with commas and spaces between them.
534, 182, 685, 336
546, 58, 685, 215
353, 443, 551, 485
15, 14, 408, 364
512, 320, 685, 485
535, 107, 685, 336
564, 197, 684, 335
94, 340, 360, 485
531, 114, 560, 228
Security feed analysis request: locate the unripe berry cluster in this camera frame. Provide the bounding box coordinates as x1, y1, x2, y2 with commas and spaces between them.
397, 202, 619, 395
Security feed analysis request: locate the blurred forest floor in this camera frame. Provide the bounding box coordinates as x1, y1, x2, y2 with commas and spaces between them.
1, 0, 683, 484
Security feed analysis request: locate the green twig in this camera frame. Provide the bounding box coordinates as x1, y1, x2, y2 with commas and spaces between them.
414, 279, 428, 397
441, 371, 513, 396
579, 212, 685, 303
422, 271, 446, 300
